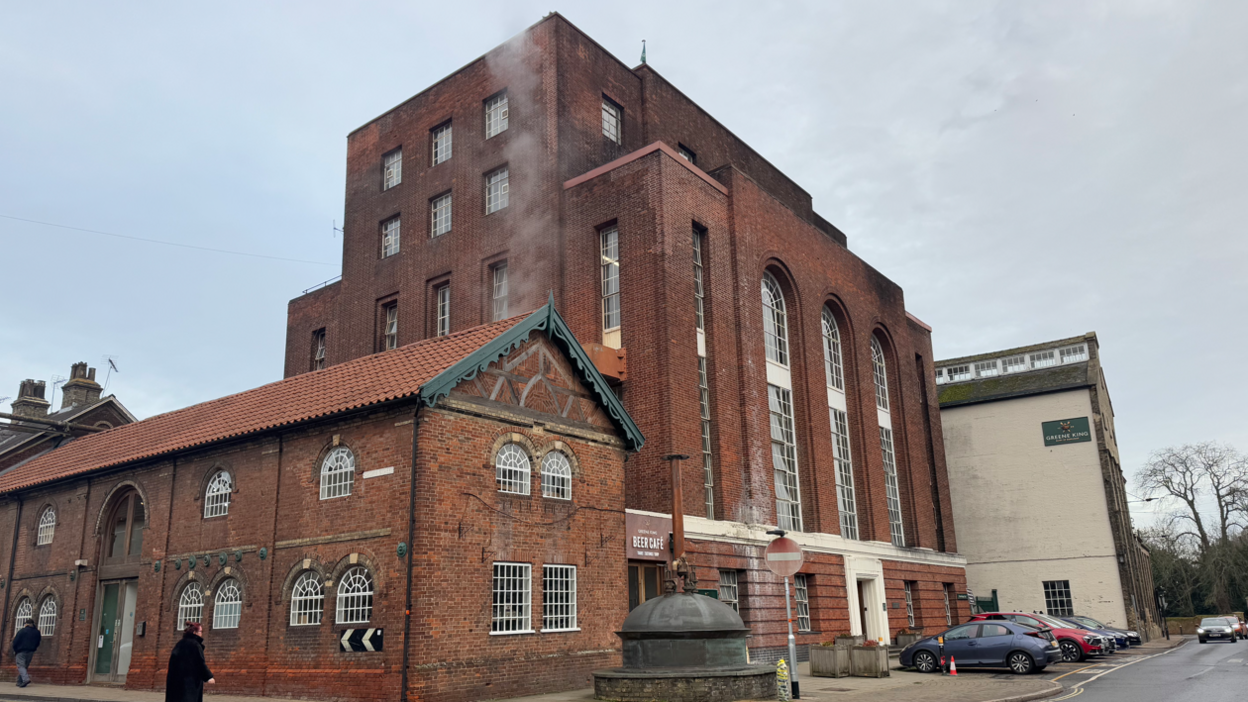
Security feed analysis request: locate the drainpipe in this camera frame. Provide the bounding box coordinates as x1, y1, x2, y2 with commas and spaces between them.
399, 407, 422, 701
1, 497, 24, 671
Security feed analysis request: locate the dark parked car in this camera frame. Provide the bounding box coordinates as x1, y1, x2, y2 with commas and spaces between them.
1058, 617, 1127, 650
899, 621, 1062, 675
1064, 615, 1138, 647
1198, 617, 1237, 643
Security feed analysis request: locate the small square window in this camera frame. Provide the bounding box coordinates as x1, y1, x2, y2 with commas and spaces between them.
975, 361, 999, 378
1059, 345, 1088, 363
381, 216, 400, 258
1042, 580, 1074, 617
601, 97, 622, 144
1001, 355, 1027, 373
431, 192, 452, 237
485, 93, 509, 138
486, 168, 509, 214
678, 144, 696, 164
935, 368, 946, 385
432, 123, 452, 165
1030, 350, 1057, 369
946, 364, 971, 382
718, 570, 740, 612
383, 148, 402, 190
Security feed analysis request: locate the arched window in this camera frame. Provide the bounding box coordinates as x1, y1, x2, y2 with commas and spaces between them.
320, 447, 355, 500
203, 471, 232, 518
336, 567, 373, 624
15, 598, 32, 627
37, 597, 56, 636
822, 307, 857, 540
541, 451, 572, 500
495, 443, 531, 495
871, 334, 904, 547
36, 507, 55, 545
871, 337, 889, 411
103, 490, 146, 565
761, 273, 789, 366
290, 571, 324, 626
213, 579, 241, 629
177, 583, 203, 628
821, 307, 844, 391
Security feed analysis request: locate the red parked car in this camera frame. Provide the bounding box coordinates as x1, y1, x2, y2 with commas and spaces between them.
970, 612, 1108, 663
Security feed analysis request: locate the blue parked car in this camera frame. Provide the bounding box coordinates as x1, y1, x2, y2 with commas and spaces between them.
1065, 614, 1140, 646
1058, 616, 1127, 650
900, 621, 1063, 675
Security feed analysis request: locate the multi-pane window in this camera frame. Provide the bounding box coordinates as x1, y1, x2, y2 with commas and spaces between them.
319, 446, 355, 500
37, 598, 55, 636
492, 263, 509, 321
794, 574, 811, 632
383, 303, 399, 350
1059, 345, 1088, 363
678, 144, 696, 164
1030, 350, 1056, 369
178, 583, 204, 627
821, 308, 844, 391
761, 273, 789, 366
769, 385, 802, 532
485, 168, 509, 214
431, 192, 452, 237
945, 364, 971, 381
213, 579, 242, 630
431, 123, 452, 165
601, 97, 622, 144
382, 216, 401, 258
383, 147, 402, 190
203, 470, 232, 519
831, 407, 857, 540
492, 562, 531, 633
336, 567, 373, 624
975, 360, 999, 378
692, 229, 706, 331
15, 598, 31, 628
943, 584, 952, 625
880, 427, 905, 547
485, 93, 509, 138
496, 443, 531, 495
718, 570, 740, 612
542, 565, 577, 631
541, 451, 572, 500
600, 226, 620, 342
904, 581, 916, 627
36, 507, 55, 545
1002, 355, 1027, 373
312, 329, 326, 371
871, 337, 890, 411
434, 284, 450, 337
290, 572, 324, 626
698, 357, 715, 520
935, 368, 946, 385
1043, 580, 1074, 617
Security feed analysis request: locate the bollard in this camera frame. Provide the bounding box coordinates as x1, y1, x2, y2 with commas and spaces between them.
777, 659, 792, 702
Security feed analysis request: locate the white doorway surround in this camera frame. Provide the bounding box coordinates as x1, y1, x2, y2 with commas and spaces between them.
845, 556, 889, 645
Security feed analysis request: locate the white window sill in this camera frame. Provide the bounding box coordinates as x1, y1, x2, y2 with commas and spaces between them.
541, 627, 581, 633
490, 629, 536, 636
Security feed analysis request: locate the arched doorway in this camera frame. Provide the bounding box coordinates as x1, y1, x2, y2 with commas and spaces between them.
90, 488, 146, 684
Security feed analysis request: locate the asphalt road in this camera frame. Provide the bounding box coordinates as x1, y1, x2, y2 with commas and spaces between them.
1046, 637, 1244, 702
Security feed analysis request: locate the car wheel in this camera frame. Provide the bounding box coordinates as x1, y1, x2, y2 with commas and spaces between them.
1008, 651, 1035, 675
1059, 639, 1084, 662
913, 650, 938, 674
1199, 637, 1207, 644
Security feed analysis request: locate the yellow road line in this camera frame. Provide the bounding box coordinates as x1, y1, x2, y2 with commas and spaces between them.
1051, 664, 1099, 681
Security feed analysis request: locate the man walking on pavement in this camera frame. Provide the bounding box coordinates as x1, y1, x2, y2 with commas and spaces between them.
12, 618, 40, 688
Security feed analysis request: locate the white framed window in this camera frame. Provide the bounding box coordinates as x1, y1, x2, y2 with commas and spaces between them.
1059, 345, 1088, 363
383, 147, 402, 190
435, 285, 450, 337
935, 368, 946, 385
761, 273, 789, 367
795, 574, 810, 632
431, 123, 452, 165
831, 407, 857, 540
319, 446, 356, 500
431, 192, 452, 237
290, 571, 324, 626
336, 567, 373, 624
36, 507, 55, 545
492, 562, 532, 633
678, 144, 696, 163
486, 168, 509, 214
904, 581, 915, 628
718, 570, 739, 612
769, 385, 803, 532
492, 263, 509, 321
601, 226, 621, 345
975, 360, 999, 378
495, 443, 531, 495
943, 584, 953, 625
601, 97, 622, 144
871, 337, 890, 411
312, 329, 326, 371
384, 303, 399, 350
698, 357, 715, 520
542, 565, 577, 632
37, 597, 56, 636
485, 92, 509, 138
178, 583, 203, 628
692, 229, 706, 332
203, 470, 232, 519
1043, 580, 1074, 617
821, 307, 844, 391
1030, 350, 1056, 369
14, 598, 31, 627
382, 216, 401, 258
1001, 355, 1027, 373
880, 426, 905, 547
945, 364, 971, 382
213, 579, 242, 630
541, 450, 572, 500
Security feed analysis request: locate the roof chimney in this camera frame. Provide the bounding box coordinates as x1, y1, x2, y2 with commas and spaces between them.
10, 380, 50, 418
60, 362, 103, 409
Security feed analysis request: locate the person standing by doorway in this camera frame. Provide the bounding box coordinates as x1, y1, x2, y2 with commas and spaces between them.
164, 622, 214, 702
12, 618, 41, 688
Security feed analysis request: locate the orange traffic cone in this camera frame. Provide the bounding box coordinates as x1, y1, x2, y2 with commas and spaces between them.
950, 657, 958, 676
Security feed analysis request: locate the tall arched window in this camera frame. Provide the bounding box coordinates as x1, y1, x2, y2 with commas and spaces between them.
761, 273, 789, 366
36, 507, 55, 545
320, 447, 355, 500
762, 271, 801, 531
822, 306, 857, 540
541, 451, 572, 500
177, 583, 204, 628
871, 337, 889, 411
290, 571, 324, 626
336, 567, 373, 624
37, 597, 56, 636
496, 443, 531, 495
103, 490, 145, 566
872, 334, 904, 547
821, 308, 844, 391
213, 579, 241, 629
203, 471, 232, 518
15, 598, 32, 627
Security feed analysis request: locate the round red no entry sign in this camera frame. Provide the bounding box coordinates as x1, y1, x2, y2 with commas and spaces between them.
763, 536, 804, 578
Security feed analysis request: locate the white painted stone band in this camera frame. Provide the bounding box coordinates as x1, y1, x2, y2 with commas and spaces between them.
363, 467, 394, 479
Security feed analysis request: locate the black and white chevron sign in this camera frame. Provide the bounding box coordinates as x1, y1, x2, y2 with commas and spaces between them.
339, 628, 384, 652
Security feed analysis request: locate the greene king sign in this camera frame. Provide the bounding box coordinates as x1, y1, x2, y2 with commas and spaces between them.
1042, 417, 1092, 447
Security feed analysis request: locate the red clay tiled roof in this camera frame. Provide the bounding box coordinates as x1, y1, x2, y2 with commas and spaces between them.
0, 316, 524, 494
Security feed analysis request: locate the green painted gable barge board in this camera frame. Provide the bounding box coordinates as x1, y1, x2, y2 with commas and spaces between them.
420, 298, 645, 453
937, 363, 1090, 409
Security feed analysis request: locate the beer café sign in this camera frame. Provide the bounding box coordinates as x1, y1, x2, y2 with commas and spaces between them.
626, 512, 671, 562
1042, 417, 1092, 447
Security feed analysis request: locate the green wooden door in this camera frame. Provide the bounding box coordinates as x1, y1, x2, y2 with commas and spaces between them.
94, 583, 120, 676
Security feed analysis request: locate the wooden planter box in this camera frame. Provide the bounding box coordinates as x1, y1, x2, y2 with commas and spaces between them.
809, 646, 851, 678
895, 633, 924, 648
849, 646, 891, 678
834, 635, 865, 648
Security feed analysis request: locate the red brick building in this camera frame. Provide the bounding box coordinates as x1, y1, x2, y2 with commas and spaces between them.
284, 12, 969, 664
0, 303, 643, 701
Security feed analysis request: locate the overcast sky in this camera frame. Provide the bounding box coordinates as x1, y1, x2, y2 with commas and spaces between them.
2, 1, 1244, 521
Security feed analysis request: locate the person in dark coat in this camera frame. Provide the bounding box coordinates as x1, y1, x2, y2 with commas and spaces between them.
165, 622, 215, 702
11, 619, 40, 688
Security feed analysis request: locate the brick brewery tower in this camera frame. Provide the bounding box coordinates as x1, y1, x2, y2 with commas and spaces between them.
287, 12, 968, 666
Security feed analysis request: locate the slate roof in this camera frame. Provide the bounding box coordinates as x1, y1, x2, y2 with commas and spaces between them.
937, 362, 1091, 408
0, 398, 134, 460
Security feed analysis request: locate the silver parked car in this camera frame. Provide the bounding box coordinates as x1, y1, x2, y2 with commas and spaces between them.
1198, 617, 1238, 643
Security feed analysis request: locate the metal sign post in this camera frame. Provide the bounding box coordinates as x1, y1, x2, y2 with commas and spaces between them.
765, 530, 804, 699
